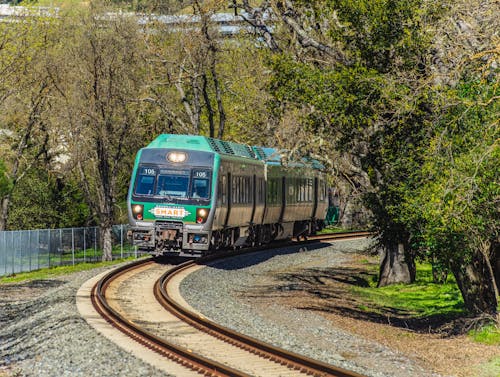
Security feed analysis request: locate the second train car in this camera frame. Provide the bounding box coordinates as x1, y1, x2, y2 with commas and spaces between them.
127, 134, 328, 256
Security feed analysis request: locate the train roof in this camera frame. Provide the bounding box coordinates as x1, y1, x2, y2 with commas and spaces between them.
145, 134, 324, 170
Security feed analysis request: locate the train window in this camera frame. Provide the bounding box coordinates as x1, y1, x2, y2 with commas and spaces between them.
135, 166, 157, 195
241, 177, 245, 203
230, 176, 252, 204
319, 180, 326, 201
257, 178, 265, 204
240, 176, 244, 203
307, 179, 313, 202
233, 177, 237, 204
245, 176, 252, 203
190, 170, 210, 199
240, 177, 245, 203
268, 178, 283, 205
191, 179, 209, 199
220, 175, 227, 204
135, 175, 155, 195
267, 178, 276, 204
156, 172, 190, 198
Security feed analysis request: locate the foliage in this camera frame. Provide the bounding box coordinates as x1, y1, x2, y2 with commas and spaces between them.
294, 0, 433, 71
0, 160, 12, 197
403, 76, 499, 252
7, 168, 90, 229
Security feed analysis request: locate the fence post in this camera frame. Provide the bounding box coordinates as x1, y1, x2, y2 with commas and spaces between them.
48, 229, 51, 268
83, 228, 86, 263
120, 224, 124, 258
15, 231, 19, 274
1, 232, 4, 276
72, 228, 75, 266
28, 230, 31, 272
59, 228, 63, 267
37, 229, 40, 270
11, 231, 14, 275
94, 227, 97, 260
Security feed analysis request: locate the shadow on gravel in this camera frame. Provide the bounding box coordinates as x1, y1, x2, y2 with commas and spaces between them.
255, 267, 467, 336
0, 279, 66, 293
200, 242, 333, 271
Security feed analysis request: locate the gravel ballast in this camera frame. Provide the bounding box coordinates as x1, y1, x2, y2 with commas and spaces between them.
0, 267, 167, 377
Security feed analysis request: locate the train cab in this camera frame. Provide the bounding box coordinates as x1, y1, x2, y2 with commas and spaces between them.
128, 145, 216, 256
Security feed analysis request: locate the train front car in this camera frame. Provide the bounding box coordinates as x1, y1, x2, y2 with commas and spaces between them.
127, 135, 216, 257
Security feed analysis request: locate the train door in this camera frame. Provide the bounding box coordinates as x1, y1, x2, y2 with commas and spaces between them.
224, 172, 231, 227
312, 177, 319, 219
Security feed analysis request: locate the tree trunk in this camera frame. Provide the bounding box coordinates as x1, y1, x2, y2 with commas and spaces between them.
493, 242, 500, 294
450, 249, 498, 316
0, 195, 10, 231
101, 224, 113, 261
378, 242, 415, 287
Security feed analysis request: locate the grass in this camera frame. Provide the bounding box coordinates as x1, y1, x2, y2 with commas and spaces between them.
318, 225, 359, 234
351, 262, 466, 318
0, 256, 139, 284
469, 324, 500, 345
348, 260, 500, 346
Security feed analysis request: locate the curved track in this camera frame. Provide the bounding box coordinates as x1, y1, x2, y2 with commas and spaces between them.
92, 232, 370, 377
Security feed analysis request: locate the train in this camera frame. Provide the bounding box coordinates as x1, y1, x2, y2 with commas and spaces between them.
127, 134, 328, 257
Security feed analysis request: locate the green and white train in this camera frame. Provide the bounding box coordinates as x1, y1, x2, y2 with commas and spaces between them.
127, 134, 328, 257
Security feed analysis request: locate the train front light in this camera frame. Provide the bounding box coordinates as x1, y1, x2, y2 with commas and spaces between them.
132, 204, 144, 220
196, 208, 208, 224
167, 151, 187, 163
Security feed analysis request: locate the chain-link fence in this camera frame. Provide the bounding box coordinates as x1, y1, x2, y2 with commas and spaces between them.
0, 225, 140, 277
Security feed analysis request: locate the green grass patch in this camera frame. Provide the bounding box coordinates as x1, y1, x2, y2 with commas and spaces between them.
0, 256, 139, 284
318, 226, 360, 234
469, 324, 500, 345
350, 262, 466, 318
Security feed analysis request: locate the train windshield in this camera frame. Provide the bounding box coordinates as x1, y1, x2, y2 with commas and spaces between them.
134, 166, 211, 200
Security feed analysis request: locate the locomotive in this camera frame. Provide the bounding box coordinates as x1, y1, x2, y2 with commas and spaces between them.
127, 134, 328, 257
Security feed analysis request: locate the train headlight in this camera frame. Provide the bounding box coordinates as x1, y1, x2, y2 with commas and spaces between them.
132, 204, 144, 220
196, 208, 209, 224
167, 152, 187, 163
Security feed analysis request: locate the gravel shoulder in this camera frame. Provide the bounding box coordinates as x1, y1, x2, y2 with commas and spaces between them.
0, 265, 167, 377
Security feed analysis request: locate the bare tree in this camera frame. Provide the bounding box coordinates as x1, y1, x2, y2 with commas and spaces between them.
145, 1, 229, 138
54, 6, 149, 260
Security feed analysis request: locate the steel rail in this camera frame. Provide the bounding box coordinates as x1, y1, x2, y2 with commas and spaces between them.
91, 258, 250, 377
155, 231, 370, 377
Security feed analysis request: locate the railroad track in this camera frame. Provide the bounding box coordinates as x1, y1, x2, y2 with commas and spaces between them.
91, 231, 370, 377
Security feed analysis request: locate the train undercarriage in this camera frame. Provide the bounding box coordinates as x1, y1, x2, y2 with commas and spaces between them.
129, 219, 324, 257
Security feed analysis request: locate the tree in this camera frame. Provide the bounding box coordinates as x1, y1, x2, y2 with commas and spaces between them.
144, 0, 272, 142
0, 15, 58, 230
396, 0, 499, 317
403, 72, 499, 315
8, 168, 89, 230
53, 6, 150, 260
253, 0, 434, 284
144, 0, 228, 138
